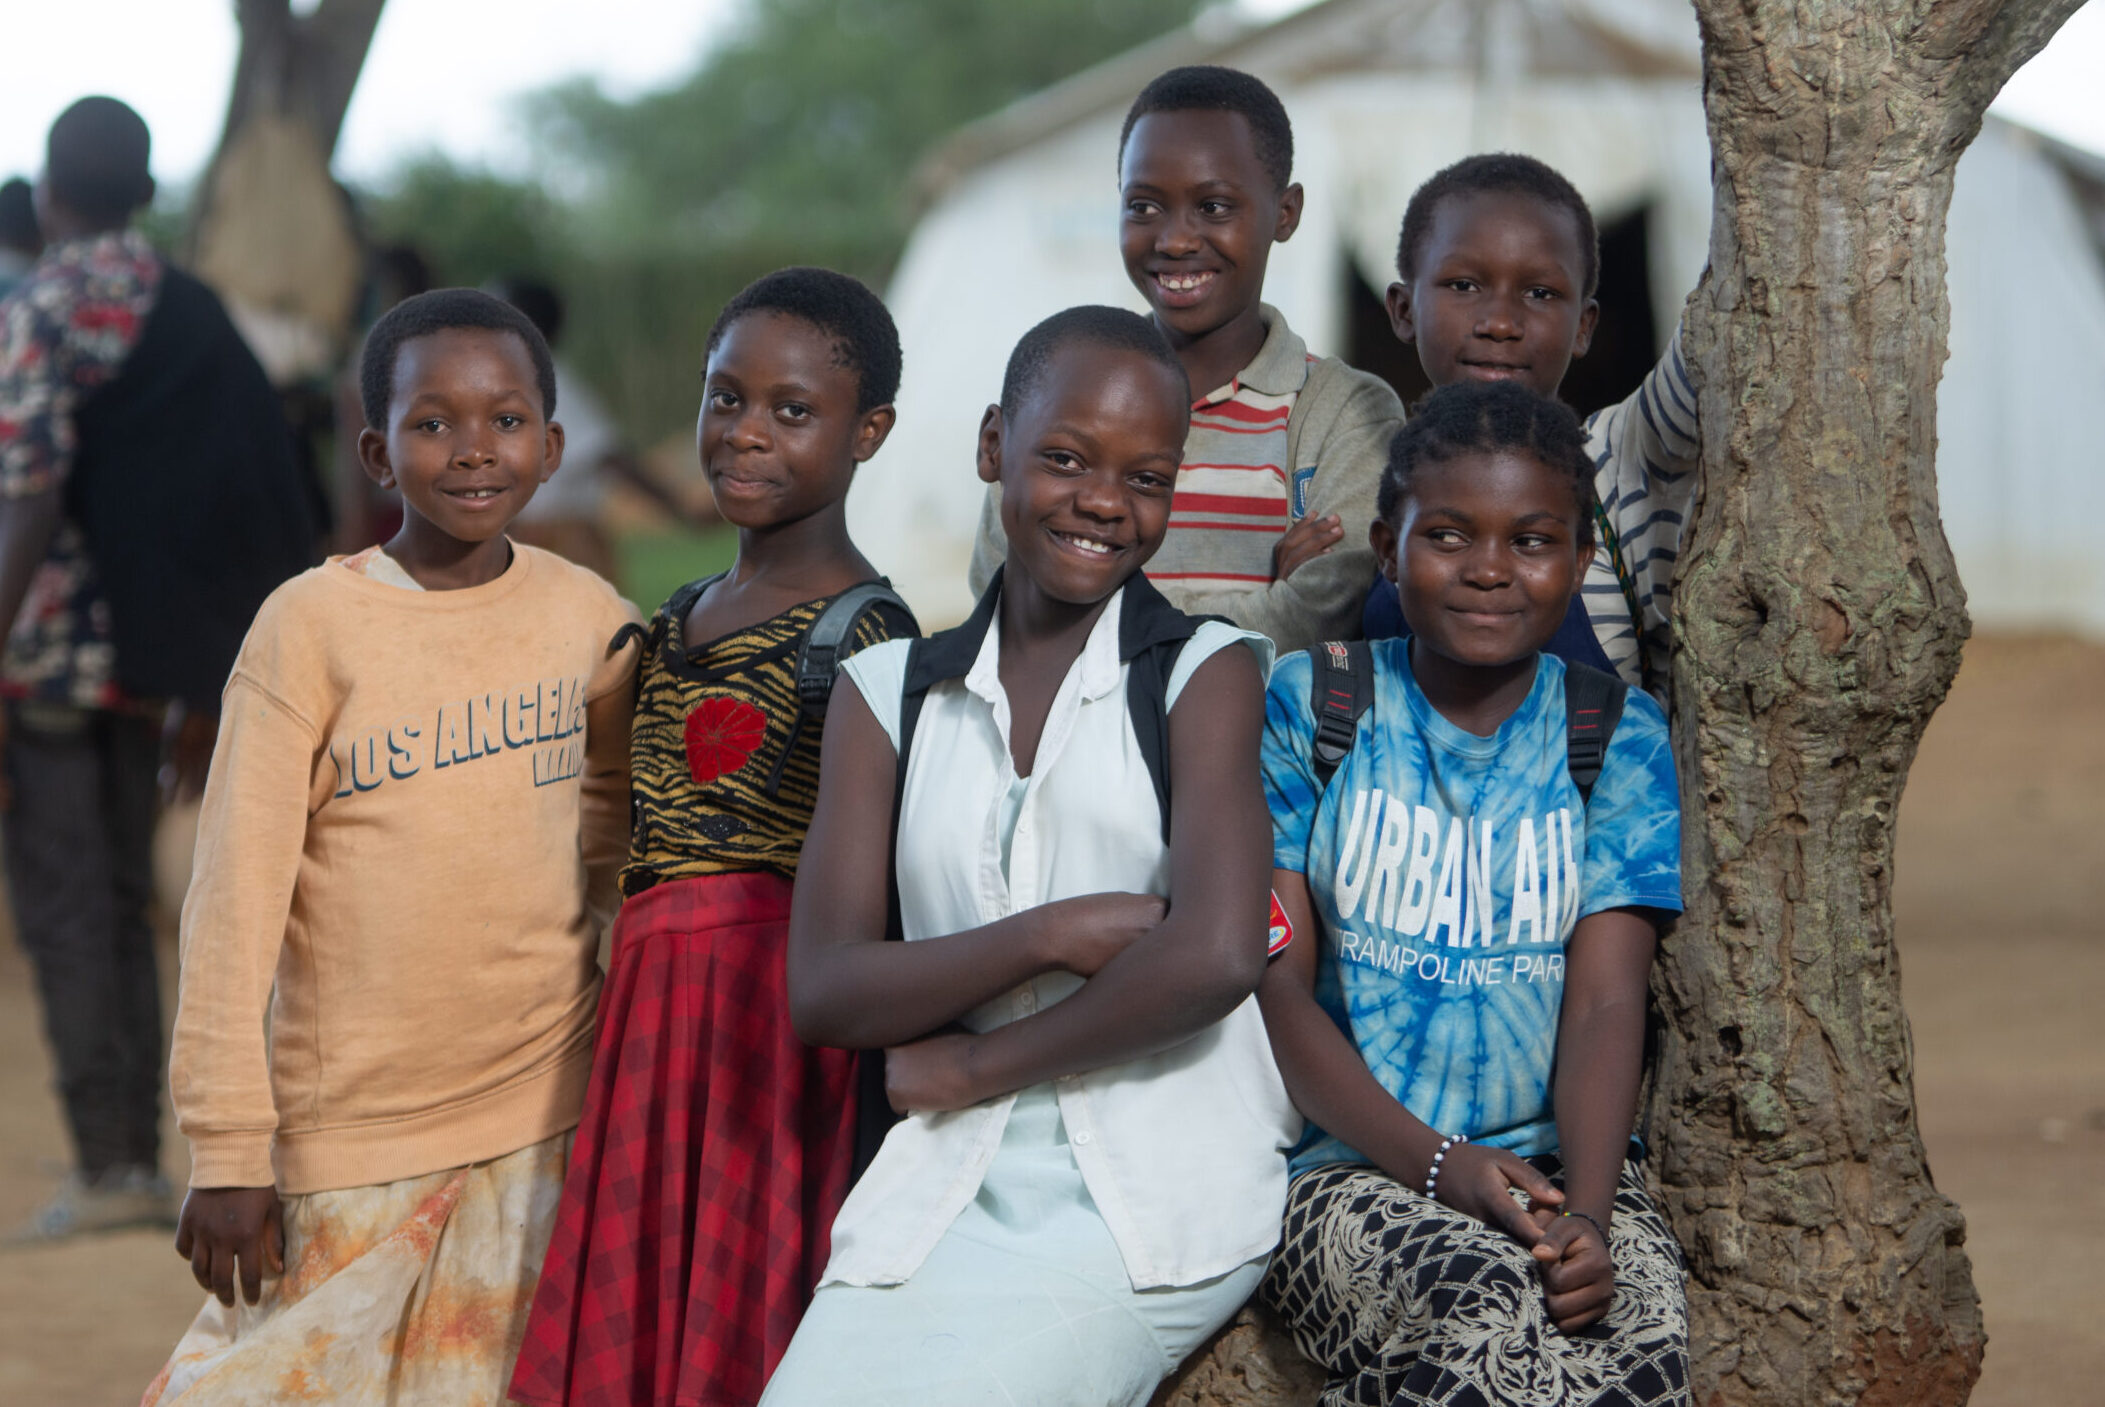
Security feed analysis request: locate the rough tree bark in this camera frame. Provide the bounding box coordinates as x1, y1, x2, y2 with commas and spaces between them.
1654, 2, 2083, 1404
188, 0, 388, 382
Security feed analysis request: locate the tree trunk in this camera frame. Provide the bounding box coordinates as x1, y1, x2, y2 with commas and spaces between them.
188, 0, 387, 383
216, 0, 389, 162
1653, 2, 2082, 1403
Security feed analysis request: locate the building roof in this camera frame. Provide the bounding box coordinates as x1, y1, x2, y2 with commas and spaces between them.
911, 0, 1702, 201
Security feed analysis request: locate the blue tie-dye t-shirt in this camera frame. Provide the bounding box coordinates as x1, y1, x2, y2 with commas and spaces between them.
1263, 643, 1681, 1170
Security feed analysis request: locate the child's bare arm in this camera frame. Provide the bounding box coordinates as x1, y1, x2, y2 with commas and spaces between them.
881, 645, 1276, 1108
1534, 905, 1659, 1332
786, 679, 1163, 1050
1255, 871, 1560, 1247
579, 630, 640, 925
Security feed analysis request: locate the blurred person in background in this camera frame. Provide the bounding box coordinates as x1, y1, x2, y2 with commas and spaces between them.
328, 241, 431, 555
493, 274, 706, 579
0, 96, 316, 1243
0, 178, 40, 299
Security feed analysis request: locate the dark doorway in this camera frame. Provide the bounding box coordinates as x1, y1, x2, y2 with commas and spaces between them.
1343, 203, 1661, 420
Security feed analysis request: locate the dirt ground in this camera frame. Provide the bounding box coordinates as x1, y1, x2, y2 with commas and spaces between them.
0, 632, 2098, 1405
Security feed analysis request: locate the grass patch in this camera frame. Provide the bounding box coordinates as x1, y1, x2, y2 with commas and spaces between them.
616, 525, 739, 612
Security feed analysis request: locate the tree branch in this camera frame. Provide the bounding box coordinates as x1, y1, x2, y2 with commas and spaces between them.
300, 0, 389, 155
215, 0, 385, 164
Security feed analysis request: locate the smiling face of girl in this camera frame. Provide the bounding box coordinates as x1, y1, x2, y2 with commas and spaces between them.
697, 310, 889, 532
1375, 445, 1596, 671
978, 340, 1189, 610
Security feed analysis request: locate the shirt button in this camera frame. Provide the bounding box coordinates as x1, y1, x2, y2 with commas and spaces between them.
1018, 990, 1036, 1012
1072, 1130, 1093, 1145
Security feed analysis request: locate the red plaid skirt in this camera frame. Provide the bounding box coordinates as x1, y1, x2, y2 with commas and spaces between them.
508, 871, 858, 1407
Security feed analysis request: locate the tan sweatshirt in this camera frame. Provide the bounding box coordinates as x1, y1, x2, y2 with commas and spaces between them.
171, 546, 639, 1194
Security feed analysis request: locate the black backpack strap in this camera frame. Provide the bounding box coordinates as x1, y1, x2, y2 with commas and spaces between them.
606, 619, 650, 660
1123, 637, 1182, 846
1112, 575, 1223, 847
852, 636, 928, 1184
757, 582, 916, 797
665, 571, 726, 630
607, 570, 725, 700
1563, 662, 1628, 807
1309, 640, 1375, 789
796, 582, 918, 719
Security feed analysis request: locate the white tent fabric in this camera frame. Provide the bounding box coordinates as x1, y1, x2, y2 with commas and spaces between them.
1940, 120, 2105, 633
852, 0, 2105, 636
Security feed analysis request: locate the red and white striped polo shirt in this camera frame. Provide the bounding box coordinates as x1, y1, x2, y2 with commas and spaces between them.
1147, 310, 1315, 596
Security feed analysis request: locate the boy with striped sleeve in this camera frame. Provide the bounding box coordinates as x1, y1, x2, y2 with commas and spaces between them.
971, 66, 1403, 653
1365, 154, 1702, 697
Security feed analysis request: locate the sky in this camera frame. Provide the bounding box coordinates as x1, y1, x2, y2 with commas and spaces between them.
1, 0, 2100, 191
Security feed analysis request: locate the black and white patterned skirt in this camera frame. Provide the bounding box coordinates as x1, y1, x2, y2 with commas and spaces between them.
1260, 1160, 1689, 1407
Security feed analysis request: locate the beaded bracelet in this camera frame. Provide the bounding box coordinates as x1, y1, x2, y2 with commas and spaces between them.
1425, 1133, 1467, 1199
1562, 1209, 1609, 1248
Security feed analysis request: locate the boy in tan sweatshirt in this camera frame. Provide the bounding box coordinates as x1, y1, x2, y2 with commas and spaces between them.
144, 289, 640, 1407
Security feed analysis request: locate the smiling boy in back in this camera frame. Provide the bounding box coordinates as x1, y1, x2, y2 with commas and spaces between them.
1369, 154, 1701, 694
972, 66, 1403, 652
144, 289, 640, 1405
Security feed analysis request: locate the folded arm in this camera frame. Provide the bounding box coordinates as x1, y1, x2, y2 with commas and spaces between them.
1159, 374, 1400, 653
886, 645, 1273, 1109
788, 677, 1152, 1050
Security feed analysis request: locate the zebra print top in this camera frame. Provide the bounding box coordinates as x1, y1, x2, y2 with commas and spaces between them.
620, 580, 915, 897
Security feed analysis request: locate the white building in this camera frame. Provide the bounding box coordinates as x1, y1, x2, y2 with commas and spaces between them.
849, 0, 2105, 634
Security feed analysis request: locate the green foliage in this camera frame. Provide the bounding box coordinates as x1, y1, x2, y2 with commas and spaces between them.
136, 194, 190, 258
540, 0, 1198, 266
372, 157, 565, 284
617, 524, 740, 614
364, 0, 1199, 443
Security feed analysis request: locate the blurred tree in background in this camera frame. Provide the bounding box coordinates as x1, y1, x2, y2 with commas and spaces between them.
366, 0, 1200, 444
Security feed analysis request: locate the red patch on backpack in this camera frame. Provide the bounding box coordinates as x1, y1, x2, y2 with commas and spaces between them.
684, 697, 768, 785
1267, 890, 1294, 957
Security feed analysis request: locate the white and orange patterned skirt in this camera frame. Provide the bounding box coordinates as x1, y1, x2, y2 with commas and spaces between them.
141, 1131, 570, 1407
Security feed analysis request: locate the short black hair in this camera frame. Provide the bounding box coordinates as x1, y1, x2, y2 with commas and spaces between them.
1395, 153, 1599, 298
1379, 380, 1596, 545
705, 266, 901, 413
45, 97, 153, 223
0, 179, 38, 254
1118, 65, 1293, 194
999, 305, 1189, 419
359, 288, 557, 429
490, 276, 565, 347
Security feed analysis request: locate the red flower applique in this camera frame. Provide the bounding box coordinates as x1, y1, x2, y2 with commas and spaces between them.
684, 696, 769, 785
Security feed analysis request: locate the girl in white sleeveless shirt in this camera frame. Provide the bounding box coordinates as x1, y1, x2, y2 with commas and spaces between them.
765, 308, 1299, 1406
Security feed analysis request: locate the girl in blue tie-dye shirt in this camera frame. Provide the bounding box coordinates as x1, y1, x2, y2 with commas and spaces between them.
1256, 381, 1689, 1407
